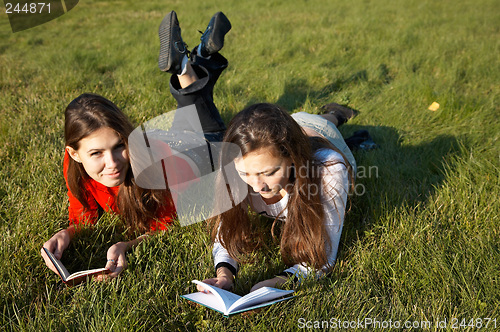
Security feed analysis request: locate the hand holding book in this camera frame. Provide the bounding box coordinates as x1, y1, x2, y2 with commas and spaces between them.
250, 276, 288, 292
198, 267, 288, 294
96, 241, 129, 281
197, 266, 235, 292
41, 227, 73, 276
42, 247, 110, 286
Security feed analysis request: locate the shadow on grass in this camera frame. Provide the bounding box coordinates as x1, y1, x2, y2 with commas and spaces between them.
273, 64, 393, 111
59, 223, 127, 277
341, 125, 461, 241
274, 78, 343, 111
270, 76, 462, 243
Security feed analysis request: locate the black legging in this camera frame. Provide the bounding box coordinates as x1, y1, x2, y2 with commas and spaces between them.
169, 50, 228, 143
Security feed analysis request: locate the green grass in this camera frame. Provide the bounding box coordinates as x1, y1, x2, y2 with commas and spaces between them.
0, 0, 499, 330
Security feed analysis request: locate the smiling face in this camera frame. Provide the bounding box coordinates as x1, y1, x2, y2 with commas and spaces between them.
66, 127, 129, 187
234, 147, 293, 202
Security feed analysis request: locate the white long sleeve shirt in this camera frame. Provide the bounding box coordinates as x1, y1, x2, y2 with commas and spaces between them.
213, 148, 351, 281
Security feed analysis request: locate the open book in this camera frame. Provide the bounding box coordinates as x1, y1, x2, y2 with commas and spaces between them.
42, 247, 110, 286
181, 280, 295, 317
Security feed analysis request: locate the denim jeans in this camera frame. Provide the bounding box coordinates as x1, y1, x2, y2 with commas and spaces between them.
291, 112, 357, 172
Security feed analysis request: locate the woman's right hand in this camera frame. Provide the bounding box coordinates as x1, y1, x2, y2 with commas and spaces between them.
198, 266, 234, 292
41, 226, 74, 275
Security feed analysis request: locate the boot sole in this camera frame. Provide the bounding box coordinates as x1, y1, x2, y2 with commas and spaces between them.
158, 11, 176, 72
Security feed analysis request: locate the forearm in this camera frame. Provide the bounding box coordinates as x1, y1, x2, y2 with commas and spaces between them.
213, 241, 238, 274
121, 233, 152, 251
65, 224, 77, 239
216, 266, 234, 282
102, 233, 152, 279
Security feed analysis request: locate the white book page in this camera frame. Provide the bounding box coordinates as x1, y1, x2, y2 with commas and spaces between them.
228, 287, 294, 313
191, 280, 241, 314
43, 247, 70, 280
182, 292, 227, 314
67, 268, 109, 280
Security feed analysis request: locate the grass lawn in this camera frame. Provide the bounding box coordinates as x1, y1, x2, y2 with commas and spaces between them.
0, 0, 498, 330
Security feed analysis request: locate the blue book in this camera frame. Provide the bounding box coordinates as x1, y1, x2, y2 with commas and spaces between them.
181, 280, 295, 317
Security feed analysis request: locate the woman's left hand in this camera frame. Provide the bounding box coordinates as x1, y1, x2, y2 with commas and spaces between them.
250, 276, 287, 292
96, 242, 129, 280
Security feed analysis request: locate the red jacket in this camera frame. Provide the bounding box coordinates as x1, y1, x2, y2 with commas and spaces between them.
64, 152, 176, 231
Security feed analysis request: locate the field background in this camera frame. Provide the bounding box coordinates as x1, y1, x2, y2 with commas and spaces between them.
0, 0, 498, 330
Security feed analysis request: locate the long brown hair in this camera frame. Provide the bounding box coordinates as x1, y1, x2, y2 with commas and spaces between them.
211, 103, 352, 270
65, 93, 171, 233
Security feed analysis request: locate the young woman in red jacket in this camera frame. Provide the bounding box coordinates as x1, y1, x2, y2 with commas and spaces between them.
41, 10, 232, 280
40, 94, 180, 280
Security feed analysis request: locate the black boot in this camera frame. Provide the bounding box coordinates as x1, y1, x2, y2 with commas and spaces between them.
158, 11, 189, 74
321, 102, 359, 127
198, 12, 232, 57
345, 130, 378, 150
